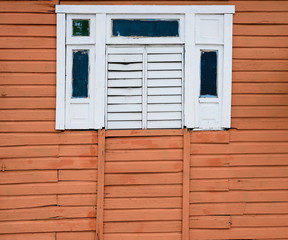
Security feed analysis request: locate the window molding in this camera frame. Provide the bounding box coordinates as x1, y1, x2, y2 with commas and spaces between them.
56, 5, 235, 14
55, 5, 235, 130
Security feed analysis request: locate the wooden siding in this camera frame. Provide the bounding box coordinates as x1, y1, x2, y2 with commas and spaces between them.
1, 1, 288, 240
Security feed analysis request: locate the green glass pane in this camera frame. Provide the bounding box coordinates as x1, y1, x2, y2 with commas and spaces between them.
73, 19, 90, 36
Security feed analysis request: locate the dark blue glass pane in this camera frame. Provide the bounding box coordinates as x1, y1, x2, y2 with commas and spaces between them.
72, 50, 89, 98
73, 19, 90, 36
112, 19, 179, 37
200, 51, 217, 97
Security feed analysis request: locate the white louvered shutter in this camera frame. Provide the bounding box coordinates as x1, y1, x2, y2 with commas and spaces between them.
106, 46, 183, 129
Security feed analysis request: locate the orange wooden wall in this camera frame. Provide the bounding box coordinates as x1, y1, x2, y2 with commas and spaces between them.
1, 0, 288, 240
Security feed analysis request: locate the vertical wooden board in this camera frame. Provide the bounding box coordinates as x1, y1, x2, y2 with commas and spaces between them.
182, 129, 190, 240
96, 129, 105, 240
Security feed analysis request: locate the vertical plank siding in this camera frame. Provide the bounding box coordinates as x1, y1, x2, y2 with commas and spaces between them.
0, 1, 288, 240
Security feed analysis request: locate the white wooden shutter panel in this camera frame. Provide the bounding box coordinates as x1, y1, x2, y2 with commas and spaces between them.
107, 48, 143, 129
106, 46, 183, 129
146, 46, 183, 129
65, 45, 95, 129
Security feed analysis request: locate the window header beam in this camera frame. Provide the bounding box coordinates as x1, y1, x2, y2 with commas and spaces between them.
56, 5, 235, 14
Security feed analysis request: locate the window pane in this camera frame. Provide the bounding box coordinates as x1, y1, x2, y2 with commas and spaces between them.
112, 19, 179, 37
200, 51, 217, 97
73, 19, 90, 36
72, 50, 89, 98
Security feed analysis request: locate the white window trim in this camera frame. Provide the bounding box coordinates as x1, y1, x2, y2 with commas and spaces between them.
106, 14, 185, 45
55, 5, 234, 130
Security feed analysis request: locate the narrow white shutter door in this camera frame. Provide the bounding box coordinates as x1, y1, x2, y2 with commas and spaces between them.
147, 46, 183, 129
107, 47, 144, 129
65, 46, 95, 129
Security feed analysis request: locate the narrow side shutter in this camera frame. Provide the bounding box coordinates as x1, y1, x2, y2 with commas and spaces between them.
65, 46, 95, 129
106, 46, 183, 129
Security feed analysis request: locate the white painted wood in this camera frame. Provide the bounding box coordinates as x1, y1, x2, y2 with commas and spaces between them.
108, 88, 142, 96
147, 120, 182, 129
148, 62, 182, 70
108, 79, 142, 87
148, 95, 182, 103
195, 45, 224, 130
108, 54, 143, 63
142, 48, 148, 129
108, 121, 142, 129
147, 46, 184, 54
148, 112, 182, 120
56, 6, 234, 130
196, 15, 224, 44
148, 87, 182, 95
148, 54, 182, 62
56, 5, 235, 14
148, 79, 182, 87
222, 14, 233, 128
147, 70, 182, 79
146, 47, 183, 128
184, 12, 195, 128
94, 14, 106, 129
108, 96, 142, 104
65, 45, 95, 129
199, 98, 219, 103
56, 13, 66, 130
108, 104, 142, 112
148, 104, 182, 112
106, 46, 184, 129
107, 47, 146, 54
108, 63, 143, 71
66, 14, 96, 44
108, 113, 142, 121
106, 49, 144, 129
108, 71, 143, 79
106, 14, 184, 45
198, 103, 220, 129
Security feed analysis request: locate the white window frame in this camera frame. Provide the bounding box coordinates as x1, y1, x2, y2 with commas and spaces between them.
55, 5, 234, 130
106, 14, 185, 45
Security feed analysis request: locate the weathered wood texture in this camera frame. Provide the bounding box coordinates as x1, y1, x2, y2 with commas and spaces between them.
1, 0, 288, 240
0, 3, 98, 240
103, 131, 184, 240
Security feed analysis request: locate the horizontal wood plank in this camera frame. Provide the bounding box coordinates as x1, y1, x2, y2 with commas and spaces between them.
0, 206, 95, 221
104, 197, 181, 209
0, 195, 57, 210
0, 170, 57, 184
104, 221, 181, 233
105, 209, 181, 222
